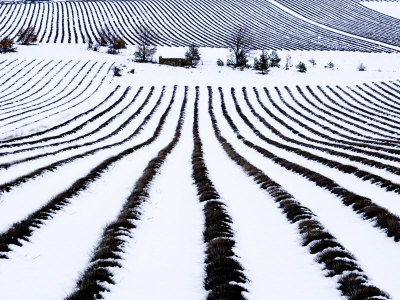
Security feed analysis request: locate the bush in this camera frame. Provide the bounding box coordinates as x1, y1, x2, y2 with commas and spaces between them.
113, 66, 122, 77
107, 36, 126, 54
111, 36, 126, 50
0, 37, 16, 53
253, 50, 269, 74
17, 27, 37, 45
325, 61, 335, 69
358, 63, 366, 71
296, 61, 307, 73
185, 44, 200, 67
309, 58, 317, 68
217, 58, 224, 67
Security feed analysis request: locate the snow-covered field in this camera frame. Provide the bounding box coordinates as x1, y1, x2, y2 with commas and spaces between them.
0, 0, 400, 299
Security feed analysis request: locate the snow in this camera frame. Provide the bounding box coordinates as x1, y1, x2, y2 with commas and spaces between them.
0, 26, 399, 300
103, 86, 206, 300
362, 1, 400, 19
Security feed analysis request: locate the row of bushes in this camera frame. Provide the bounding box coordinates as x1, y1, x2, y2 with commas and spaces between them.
207, 86, 390, 300
0, 87, 133, 156
229, 87, 400, 195
0, 86, 159, 195
309, 86, 398, 140
293, 86, 393, 143
243, 86, 400, 178
267, 87, 400, 161
0, 87, 135, 164
0, 86, 164, 260
319, 85, 400, 136
191, 86, 248, 299
217, 87, 400, 243
67, 87, 186, 299
334, 82, 400, 125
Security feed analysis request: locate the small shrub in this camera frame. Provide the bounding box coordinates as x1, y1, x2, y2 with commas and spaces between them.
217, 58, 224, 67
17, 27, 37, 45
107, 36, 126, 54
325, 61, 335, 69
0, 37, 16, 53
309, 57, 317, 68
129, 69, 135, 74
296, 61, 307, 73
253, 50, 270, 75
113, 66, 122, 77
358, 63, 366, 71
107, 46, 118, 55
111, 36, 126, 50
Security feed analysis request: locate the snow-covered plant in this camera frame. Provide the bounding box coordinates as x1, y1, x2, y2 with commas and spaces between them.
358, 63, 366, 71
253, 50, 270, 74
185, 44, 201, 67
113, 66, 122, 77
284, 54, 292, 70
296, 61, 307, 73
325, 61, 335, 69
309, 57, 317, 68
216, 58, 224, 67
227, 26, 253, 68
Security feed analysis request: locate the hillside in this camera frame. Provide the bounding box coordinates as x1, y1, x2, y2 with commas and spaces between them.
0, 1, 399, 300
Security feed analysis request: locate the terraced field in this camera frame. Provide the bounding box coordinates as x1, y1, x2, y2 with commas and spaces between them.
0, 58, 399, 299
0, 0, 398, 51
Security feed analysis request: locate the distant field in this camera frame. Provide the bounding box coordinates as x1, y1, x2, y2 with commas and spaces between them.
0, 0, 398, 51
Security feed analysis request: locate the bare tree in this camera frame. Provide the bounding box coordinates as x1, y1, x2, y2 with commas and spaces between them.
17, 27, 37, 45
227, 26, 253, 68
134, 26, 158, 62
308, 57, 317, 68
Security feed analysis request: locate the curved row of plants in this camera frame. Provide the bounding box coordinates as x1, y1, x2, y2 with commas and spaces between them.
218, 87, 400, 242
66, 87, 187, 299
207, 85, 390, 300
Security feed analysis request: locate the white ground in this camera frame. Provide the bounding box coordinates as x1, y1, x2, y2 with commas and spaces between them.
0, 15, 400, 300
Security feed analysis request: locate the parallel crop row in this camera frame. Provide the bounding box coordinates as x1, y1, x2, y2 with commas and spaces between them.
0, 0, 395, 51
0, 72, 399, 299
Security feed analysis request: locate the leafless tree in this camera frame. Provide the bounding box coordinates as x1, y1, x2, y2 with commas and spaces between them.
17, 27, 37, 45
308, 57, 317, 68
227, 26, 253, 68
134, 26, 158, 62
